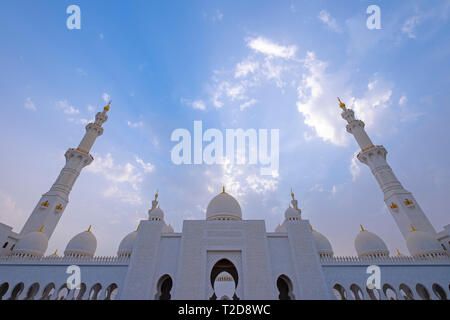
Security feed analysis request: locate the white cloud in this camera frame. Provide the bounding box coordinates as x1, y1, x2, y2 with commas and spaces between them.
76, 68, 87, 76
350, 151, 361, 181
24, 97, 36, 111
135, 157, 155, 173
399, 95, 407, 106
402, 16, 421, 39
181, 98, 207, 111
246, 37, 297, 59
86, 153, 147, 205
87, 105, 95, 112
235, 60, 259, 78
99, 33, 104, 40
0, 190, 24, 228
192, 100, 206, 110
296, 52, 393, 146
318, 10, 341, 33
56, 100, 80, 115
102, 93, 110, 103
239, 99, 258, 111
127, 120, 144, 128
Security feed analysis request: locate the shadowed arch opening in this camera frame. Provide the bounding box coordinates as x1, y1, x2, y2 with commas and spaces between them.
88, 283, 102, 300
9, 282, 24, 300
40, 283, 55, 300
24, 283, 40, 300
432, 283, 446, 300
210, 259, 239, 300
72, 283, 86, 300
332, 284, 347, 300
155, 275, 173, 300
56, 284, 70, 300
0, 283, 9, 300
399, 284, 414, 300
366, 287, 381, 300
383, 284, 398, 300
416, 284, 430, 300
350, 284, 364, 300
105, 283, 119, 300
276, 275, 295, 300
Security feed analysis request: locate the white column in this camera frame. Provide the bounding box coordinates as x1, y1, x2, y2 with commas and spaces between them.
339, 100, 436, 239
19, 104, 110, 239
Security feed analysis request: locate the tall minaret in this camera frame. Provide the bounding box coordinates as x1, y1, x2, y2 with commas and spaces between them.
19, 102, 111, 239
338, 98, 436, 240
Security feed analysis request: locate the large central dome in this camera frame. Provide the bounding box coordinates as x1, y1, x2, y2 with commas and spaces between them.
206, 189, 242, 221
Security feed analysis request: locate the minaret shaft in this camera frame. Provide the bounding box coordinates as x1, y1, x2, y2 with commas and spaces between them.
19, 104, 110, 239
340, 101, 436, 239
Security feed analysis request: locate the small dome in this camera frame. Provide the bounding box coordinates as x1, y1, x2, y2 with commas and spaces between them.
206, 190, 242, 221
117, 230, 137, 257
285, 207, 300, 221
149, 207, 164, 221
355, 227, 389, 258
406, 228, 446, 258
64, 227, 97, 258
312, 229, 333, 257
14, 230, 48, 257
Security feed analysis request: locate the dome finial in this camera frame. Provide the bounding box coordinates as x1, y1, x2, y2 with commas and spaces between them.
360, 224, 365, 232
222, 186, 226, 194
104, 100, 111, 112
87, 225, 92, 233
38, 225, 45, 232
136, 225, 140, 232
310, 225, 315, 232
290, 188, 295, 200
52, 249, 58, 256
338, 97, 346, 109
396, 249, 401, 256
155, 189, 159, 200
410, 224, 416, 232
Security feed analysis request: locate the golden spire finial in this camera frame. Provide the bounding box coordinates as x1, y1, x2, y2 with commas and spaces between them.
155, 190, 159, 200
87, 225, 92, 233
38, 225, 45, 232
338, 97, 346, 109
396, 249, 401, 256
52, 249, 58, 256
360, 224, 365, 232
136, 225, 140, 232
290, 188, 295, 200
104, 100, 112, 112
222, 186, 226, 193
410, 224, 416, 232
310, 225, 315, 232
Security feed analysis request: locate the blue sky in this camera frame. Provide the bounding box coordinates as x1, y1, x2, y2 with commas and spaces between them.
0, 0, 449, 256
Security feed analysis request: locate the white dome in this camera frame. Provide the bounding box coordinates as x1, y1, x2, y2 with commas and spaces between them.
64, 229, 97, 257
312, 230, 334, 257
149, 207, 164, 221
206, 191, 242, 221
355, 228, 389, 258
14, 230, 48, 257
406, 229, 446, 258
285, 207, 300, 221
117, 230, 137, 257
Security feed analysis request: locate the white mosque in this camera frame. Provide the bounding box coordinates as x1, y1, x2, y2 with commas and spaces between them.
0, 100, 449, 300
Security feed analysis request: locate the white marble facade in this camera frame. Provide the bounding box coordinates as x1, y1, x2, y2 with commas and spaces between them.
0, 102, 449, 300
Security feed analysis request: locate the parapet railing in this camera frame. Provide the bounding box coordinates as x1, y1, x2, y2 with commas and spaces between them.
320, 255, 450, 265
0, 255, 130, 265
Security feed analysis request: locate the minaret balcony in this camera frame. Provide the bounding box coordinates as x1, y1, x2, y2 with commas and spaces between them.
357, 145, 387, 165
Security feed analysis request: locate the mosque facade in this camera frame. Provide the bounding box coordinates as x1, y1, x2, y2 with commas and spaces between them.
0, 101, 449, 300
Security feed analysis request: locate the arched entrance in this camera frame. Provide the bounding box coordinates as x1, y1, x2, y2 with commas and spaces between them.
155, 275, 173, 300
276, 275, 295, 300
210, 259, 239, 300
